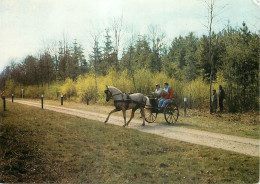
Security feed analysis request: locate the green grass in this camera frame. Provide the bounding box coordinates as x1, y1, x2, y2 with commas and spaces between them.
0, 102, 259, 183
15, 98, 260, 139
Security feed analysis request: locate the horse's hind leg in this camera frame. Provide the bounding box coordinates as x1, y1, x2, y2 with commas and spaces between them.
126, 106, 138, 126
140, 107, 146, 126
104, 109, 119, 123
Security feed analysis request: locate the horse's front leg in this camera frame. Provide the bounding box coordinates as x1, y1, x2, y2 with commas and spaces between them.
104, 109, 119, 123
140, 107, 146, 126
122, 109, 127, 127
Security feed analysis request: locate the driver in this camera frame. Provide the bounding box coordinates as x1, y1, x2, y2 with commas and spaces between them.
153, 84, 162, 99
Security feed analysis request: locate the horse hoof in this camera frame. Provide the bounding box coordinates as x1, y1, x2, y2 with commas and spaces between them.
142, 124, 145, 126
104, 121, 107, 123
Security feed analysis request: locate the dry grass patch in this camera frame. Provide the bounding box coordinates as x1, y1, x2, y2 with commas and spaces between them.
0, 102, 259, 183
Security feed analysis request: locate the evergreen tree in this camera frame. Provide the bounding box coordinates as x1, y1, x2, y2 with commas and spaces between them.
102, 29, 116, 74
89, 37, 103, 75
134, 36, 152, 70
72, 39, 88, 77
89, 36, 102, 102
38, 52, 55, 86
183, 32, 199, 81
220, 23, 259, 111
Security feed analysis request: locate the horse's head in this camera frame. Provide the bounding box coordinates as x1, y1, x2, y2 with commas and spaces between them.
104, 86, 112, 102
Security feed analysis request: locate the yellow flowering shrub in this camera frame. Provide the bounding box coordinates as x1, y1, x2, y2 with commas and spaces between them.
3, 70, 218, 109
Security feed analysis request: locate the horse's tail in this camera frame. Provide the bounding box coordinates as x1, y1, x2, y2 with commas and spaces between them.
144, 96, 150, 107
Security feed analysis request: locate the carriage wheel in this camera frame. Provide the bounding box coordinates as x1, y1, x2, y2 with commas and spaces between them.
164, 103, 179, 124
144, 108, 157, 123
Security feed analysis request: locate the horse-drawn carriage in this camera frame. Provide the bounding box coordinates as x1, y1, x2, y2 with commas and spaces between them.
145, 95, 179, 124
104, 86, 179, 127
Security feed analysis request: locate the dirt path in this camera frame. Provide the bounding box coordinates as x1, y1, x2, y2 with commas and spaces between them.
10, 100, 259, 157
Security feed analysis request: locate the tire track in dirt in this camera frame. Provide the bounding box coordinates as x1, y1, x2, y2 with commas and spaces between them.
11, 100, 259, 157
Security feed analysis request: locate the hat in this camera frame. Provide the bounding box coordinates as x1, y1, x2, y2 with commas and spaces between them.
155, 84, 160, 87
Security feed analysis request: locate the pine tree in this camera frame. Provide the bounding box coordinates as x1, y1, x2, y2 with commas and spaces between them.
103, 29, 116, 74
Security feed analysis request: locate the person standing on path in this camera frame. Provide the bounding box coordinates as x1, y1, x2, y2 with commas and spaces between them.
212, 89, 217, 113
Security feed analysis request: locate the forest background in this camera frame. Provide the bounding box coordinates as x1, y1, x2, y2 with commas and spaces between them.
0, 20, 258, 113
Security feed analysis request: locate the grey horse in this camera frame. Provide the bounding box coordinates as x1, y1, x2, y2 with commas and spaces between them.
104, 86, 149, 127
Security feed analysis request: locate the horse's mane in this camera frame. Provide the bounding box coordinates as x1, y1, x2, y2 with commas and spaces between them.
108, 86, 122, 93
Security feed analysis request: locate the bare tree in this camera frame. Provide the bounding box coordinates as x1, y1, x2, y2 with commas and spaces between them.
112, 15, 125, 70
128, 32, 137, 92
148, 24, 166, 54
147, 24, 166, 72
202, 0, 226, 113
207, 0, 215, 113
48, 41, 60, 81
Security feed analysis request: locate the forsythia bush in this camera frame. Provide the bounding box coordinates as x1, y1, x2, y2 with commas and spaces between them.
61, 78, 76, 99
45, 83, 61, 100
24, 85, 45, 98
134, 68, 153, 94
4, 68, 227, 109
75, 74, 97, 102
182, 77, 209, 108
4, 80, 15, 96
13, 84, 24, 98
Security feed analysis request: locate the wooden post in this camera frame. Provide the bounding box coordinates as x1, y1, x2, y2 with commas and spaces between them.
61, 94, 63, 105
184, 97, 187, 117
12, 94, 14, 103
86, 94, 89, 105
21, 89, 24, 99
2, 96, 6, 111
41, 94, 44, 109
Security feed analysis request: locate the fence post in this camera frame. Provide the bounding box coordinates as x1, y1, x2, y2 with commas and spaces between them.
12, 94, 14, 103
41, 94, 44, 109
184, 97, 187, 117
61, 94, 63, 105
86, 94, 89, 105
21, 89, 24, 99
2, 96, 6, 111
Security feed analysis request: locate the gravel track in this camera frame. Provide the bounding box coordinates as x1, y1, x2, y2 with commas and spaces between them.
11, 100, 259, 157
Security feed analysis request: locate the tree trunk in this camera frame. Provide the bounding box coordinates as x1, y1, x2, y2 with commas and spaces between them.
208, 0, 214, 114
128, 47, 137, 92
209, 71, 213, 113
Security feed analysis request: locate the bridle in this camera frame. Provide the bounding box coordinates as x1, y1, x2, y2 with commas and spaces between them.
105, 89, 123, 102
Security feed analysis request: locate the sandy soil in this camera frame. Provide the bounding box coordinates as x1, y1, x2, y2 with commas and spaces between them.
10, 99, 260, 157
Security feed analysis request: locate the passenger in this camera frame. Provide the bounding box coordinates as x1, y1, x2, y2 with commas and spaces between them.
158, 82, 173, 111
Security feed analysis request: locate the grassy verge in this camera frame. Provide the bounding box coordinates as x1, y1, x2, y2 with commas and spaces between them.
13, 98, 259, 139
0, 102, 259, 183
176, 110, 259, 139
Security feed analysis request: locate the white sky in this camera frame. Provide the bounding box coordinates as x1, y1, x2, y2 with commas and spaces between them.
0, 0, 259, 72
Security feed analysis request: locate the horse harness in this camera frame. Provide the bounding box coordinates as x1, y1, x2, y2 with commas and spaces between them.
113, 93, 145, 110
